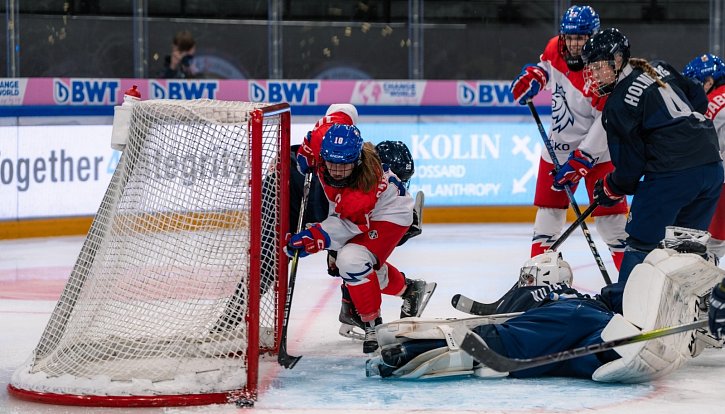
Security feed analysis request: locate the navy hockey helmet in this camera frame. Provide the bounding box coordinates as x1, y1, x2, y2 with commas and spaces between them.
375, 140, 415, 184
320, 124, 364, 187
582, 28, 631, 97
558, 5, 600, 71
683, 54, 725, 92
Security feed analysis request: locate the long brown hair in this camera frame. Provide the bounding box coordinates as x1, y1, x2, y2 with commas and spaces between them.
351, 142, 382, 192
629, 58, 666, 88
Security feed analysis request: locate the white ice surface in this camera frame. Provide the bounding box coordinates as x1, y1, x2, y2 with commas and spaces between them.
1, 224, 724, 414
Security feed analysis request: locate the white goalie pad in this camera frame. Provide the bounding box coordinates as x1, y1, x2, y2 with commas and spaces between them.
593, 248, 724, 383
375, 314, 521, 349
392, 348, 476, 379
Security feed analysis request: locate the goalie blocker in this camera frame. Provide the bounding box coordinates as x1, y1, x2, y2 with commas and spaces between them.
367, 236, 723, 382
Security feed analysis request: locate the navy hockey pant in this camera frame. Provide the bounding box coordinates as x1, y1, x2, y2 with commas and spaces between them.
473, 299, 616, 379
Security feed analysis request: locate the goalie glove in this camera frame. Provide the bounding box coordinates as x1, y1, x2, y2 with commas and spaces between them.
285, 223, 330, 258
552, 150, 594, 191
709, 278, 725, 340
593, 176, 624, 207
511, 64, 549, 105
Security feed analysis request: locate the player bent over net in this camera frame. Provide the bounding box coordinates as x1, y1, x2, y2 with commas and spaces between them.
366, 229, 723, 382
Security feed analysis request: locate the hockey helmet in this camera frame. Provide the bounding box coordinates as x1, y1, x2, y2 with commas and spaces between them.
320, 124, 364, 187
683, 54, 725, 92
518, 251, 573, 287
325, 103, 359, 125
558, 5, 600, 71
582, 28, 631, 97
375, 140, 415, 184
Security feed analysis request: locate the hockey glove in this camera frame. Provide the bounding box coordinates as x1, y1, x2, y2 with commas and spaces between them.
709, 278, 725, 340
552, 150, 595, 191
511, 64, 549, 105
593, 177, 625, 207
286, 223, 330, 258
295, 132, 316, 175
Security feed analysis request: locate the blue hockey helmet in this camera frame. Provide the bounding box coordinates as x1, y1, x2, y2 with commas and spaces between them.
683, 54, 725, 91
560, 5, 600, 36
375, 140, 414, 184
320, 124, 363, 164
320, 124, 364, 187
558, 6, 600, 71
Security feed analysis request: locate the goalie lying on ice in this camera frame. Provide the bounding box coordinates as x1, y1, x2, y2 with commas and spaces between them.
366, 241, 723, 383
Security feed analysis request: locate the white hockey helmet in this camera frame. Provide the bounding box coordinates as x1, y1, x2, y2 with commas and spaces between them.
326, 103, 358, 125
518, 251, 573, 287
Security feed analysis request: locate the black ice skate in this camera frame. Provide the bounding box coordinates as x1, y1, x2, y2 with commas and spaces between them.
400, 278, 437, 318
363, 317, 383, 354
338, 285, 365, 340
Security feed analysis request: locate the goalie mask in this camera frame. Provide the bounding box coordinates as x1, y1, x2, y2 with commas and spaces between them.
558, 5, 600, 71
375, 140, 415, 186
519, 252, 573, 287
320, 124, 364, 188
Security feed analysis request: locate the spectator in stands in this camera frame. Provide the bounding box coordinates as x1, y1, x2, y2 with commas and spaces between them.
160, 30, 197, 79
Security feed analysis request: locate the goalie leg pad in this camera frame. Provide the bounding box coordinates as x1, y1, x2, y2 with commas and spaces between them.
594, 248, 725, 383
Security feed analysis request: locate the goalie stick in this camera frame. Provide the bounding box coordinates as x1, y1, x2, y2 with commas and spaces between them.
277, 172, 313, 369
457, 319, 707, 373
527, 101, 612, 286
451, 293, 505, 316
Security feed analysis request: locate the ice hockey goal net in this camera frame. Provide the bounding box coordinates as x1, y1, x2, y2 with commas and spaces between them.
8, 99, 290, 407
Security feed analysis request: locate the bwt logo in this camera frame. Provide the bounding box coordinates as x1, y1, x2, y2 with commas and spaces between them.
249, 81, 319, 103
54, 79, 120, 104
150, 80, 218, 99
458, 82, 515, 106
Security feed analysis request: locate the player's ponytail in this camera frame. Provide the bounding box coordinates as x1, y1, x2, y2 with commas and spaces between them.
353, 142, 383, 192
629, 58, 666, 88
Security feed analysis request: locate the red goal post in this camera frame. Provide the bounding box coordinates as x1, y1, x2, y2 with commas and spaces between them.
8, 100, 291, 407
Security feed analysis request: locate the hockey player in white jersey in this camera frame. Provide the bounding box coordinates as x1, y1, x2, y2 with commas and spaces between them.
510, 5, 628, 268
288, 124, 435, 354
366, 228, 722, 382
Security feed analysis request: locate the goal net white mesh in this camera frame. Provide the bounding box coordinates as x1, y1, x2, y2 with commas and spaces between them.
9, 99, 289, 405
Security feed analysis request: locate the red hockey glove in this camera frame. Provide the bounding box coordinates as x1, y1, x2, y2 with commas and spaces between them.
593, 177, 625, 207
296, 132, 316, 175
552, 150, 595, 191
286, 223, 330, 258
511, 64, 549, 105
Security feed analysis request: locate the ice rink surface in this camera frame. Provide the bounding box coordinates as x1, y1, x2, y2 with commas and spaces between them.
1, 223, 724, 414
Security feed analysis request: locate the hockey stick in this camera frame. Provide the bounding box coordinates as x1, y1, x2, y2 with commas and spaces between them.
451, 283, 517, 316
527, 101, 612, 285
458, 319, 707, 373
278, 171, 313, 369
549, 201, 598, 251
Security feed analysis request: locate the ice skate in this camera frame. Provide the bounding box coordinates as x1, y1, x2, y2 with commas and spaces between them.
363, 317, 383, 354
338, 285, 365, 340
400, 278, 437, 318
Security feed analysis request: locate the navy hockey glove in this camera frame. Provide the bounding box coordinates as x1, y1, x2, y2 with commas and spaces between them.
285, 223, 330, 258
295, 132, 316, 175
511, 64, 549, 105
709, 278, 725, 340
593, 177, 624, 207
552, 150, 594, 191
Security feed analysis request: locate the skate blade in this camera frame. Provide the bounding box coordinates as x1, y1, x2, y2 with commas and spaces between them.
415, 282, 437, 317
339, 323, 365, 341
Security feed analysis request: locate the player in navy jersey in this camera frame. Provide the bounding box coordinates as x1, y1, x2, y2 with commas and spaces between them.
510, 5, 628, 268
581, 28, 723, 314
